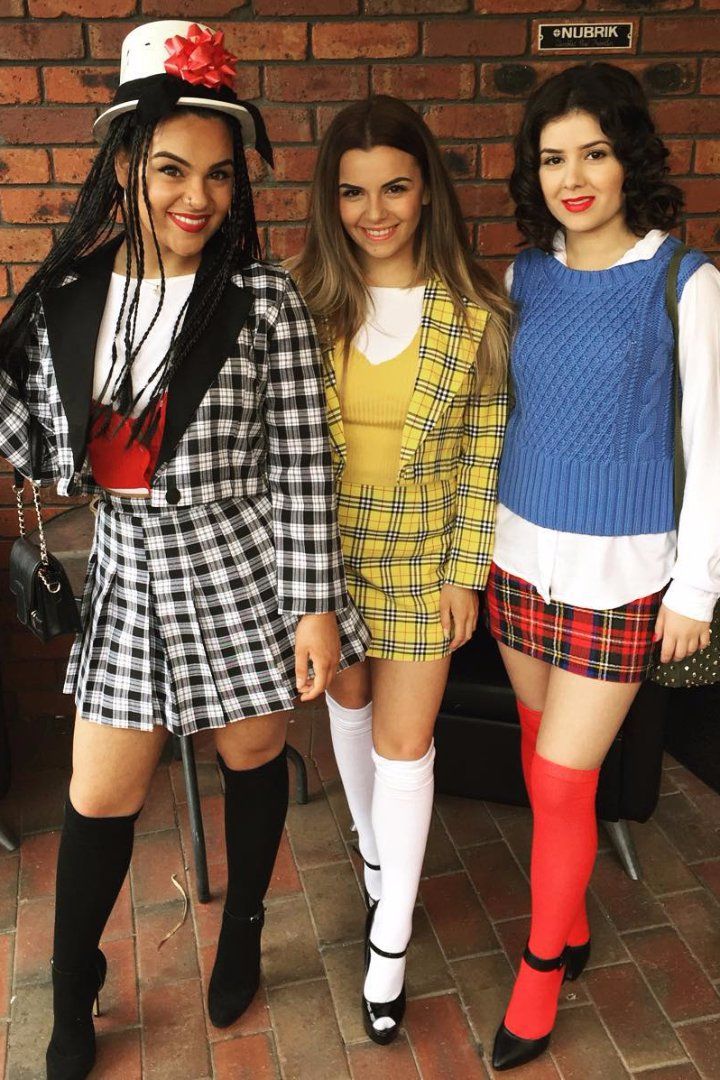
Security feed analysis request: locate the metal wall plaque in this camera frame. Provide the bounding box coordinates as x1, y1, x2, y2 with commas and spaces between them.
538, 22, 634, 53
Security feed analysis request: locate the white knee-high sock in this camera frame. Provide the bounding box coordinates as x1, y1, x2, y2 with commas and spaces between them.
326, 692, 381, 903
364, 743, 435, 1013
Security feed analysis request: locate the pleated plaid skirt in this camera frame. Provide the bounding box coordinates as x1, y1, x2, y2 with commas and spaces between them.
64, 493, 369, 734
485, 562, 663, 682
336, 478, 455, 662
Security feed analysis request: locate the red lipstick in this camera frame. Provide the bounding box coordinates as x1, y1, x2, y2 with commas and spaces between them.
561, 197, 595, 214
167, 212, 211, 233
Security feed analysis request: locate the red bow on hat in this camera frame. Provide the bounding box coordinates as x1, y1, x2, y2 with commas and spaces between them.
164, 24, 237, 90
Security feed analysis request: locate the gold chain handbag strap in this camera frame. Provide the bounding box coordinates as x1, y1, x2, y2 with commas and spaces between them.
12, 472, 61, 595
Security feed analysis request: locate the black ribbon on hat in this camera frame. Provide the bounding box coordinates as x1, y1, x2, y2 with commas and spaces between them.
113, 74, 274, 167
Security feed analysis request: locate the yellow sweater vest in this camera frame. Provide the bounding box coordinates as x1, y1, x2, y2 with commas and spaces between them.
334, 330, 420, 486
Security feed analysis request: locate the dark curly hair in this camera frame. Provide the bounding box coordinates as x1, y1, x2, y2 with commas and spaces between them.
510, 63, 684, 252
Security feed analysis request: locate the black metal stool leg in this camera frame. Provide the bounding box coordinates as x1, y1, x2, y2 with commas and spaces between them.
177, 735, 211, 903
287, 744, 308, 805
603, 819, 642, 881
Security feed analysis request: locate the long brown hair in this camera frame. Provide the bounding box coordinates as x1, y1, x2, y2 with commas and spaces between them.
290, 96, 510, 392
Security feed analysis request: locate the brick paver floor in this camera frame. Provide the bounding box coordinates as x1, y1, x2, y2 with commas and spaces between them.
1, 702, 719, 1079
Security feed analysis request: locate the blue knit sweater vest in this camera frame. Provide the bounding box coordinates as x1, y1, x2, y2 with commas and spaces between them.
498, 236, 708, 536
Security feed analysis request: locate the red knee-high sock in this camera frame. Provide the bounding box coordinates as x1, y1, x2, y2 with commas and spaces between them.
516, 701, 590, 947
504, 752, 600, 1040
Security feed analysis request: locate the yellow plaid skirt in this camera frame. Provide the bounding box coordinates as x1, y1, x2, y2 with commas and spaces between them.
336, 478, 455, 661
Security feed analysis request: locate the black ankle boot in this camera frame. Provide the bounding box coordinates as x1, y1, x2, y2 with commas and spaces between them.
564, 939, 591, 982
362, 939, 408, 1046
46, 949, 107, 1080
492, 945, 566, 1071
208, 906, 264, 1028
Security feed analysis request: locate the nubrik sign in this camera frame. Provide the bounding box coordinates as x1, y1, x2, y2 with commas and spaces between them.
537, 22, 634, 53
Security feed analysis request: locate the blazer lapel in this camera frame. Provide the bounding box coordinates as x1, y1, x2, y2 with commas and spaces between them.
155, 274, 253, 471
41, 237, 121, 472
322, 342, 347, 471
398, 279, 485, 467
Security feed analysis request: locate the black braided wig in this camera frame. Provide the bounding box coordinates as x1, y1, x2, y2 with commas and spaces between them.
0, 107, 260, 445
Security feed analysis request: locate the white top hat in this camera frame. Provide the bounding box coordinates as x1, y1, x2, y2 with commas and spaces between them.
93, 21, 262, 156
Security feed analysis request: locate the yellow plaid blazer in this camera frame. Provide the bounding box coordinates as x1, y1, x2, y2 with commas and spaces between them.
324, 279, 507, 591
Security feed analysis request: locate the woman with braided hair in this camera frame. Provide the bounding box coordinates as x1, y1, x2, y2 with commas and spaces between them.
0, 21, 367, 1080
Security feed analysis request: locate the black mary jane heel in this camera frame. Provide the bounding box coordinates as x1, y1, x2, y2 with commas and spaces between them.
492, 944, 566, 1072
46, 948, 107, 1080
362, 939, 408, 1047
564, 939, 591, 982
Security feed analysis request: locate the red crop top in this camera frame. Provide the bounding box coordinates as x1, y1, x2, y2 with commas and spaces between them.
87, 395, 167, 492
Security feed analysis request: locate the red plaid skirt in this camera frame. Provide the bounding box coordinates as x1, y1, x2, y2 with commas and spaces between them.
485, 563, 663, 682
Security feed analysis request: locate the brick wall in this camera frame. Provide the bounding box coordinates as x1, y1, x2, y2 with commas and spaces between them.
1, 1, 719, 720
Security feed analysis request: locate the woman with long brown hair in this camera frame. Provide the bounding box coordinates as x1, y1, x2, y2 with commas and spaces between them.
292, 95, 510, 1044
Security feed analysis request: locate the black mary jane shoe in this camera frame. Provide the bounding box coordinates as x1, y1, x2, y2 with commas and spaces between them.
46, 949, 107, 1080
491, 944, 566, 1072
208, 907, 264, 1029
352, 845, 381, 914
362, 939, 408, 1047
564, 939, 591, 982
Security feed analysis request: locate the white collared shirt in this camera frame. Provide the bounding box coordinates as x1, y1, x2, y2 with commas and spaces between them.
495, 231, 720, 621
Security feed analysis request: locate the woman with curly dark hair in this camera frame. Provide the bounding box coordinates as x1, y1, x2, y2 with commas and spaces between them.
485, 63, 720, 1070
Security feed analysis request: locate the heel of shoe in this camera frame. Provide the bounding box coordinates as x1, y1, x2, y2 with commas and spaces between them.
362, 940, 407, 1047
208, 907, 264, 1029
46, 951, 107, 1080
564, 939, 591, 983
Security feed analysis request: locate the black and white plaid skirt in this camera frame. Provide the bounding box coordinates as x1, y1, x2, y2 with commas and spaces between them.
64, 493, 369, 735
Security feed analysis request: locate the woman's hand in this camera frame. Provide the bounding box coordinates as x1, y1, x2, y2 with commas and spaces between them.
654, 604, 712, 664
440, 584, 479, 651
295, 612, 341, 701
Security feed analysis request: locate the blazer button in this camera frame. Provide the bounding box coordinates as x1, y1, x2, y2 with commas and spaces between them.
166, 485, 181, 505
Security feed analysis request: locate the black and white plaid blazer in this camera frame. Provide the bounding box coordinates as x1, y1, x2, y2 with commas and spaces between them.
0, 238, 348, 614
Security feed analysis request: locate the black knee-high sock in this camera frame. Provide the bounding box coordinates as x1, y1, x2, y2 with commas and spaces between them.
220, 745, 289, 916
53, 798, 139, 971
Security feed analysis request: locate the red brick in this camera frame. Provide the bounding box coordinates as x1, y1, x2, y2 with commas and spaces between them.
254, 187, 310, 223
0, 67, 40, 105
0, 0, 24, 12
96, 937, 139, 1031
136, 902, 199, 987
480, 142, 514, 180
655, 98, 720, 136
102, 878, 133, 943
52, 148, 98, 185
662, 890, 720, 980
93, 1028, 142, 1080
694, 139, 720, 173
426, 102, 524, 139
10, 265, 39, 299
624, 925, 720, 1023
677, 1019, 720, 1077
588, 0, 691, 7
0, 933, 12, 1017
142, 0, 249, 14
42, 66, 118, 104
131, 829, 186, 908
140, 980, 210, 1078
265, 64, 368, 102
685, 219, 720, 251
552, 1005, 629, 1079
587, 963, 684, 1069
530, 18, 639, 56
457, 182, 514, 219
30, 0, 134, 12
441, 144, 478, 179
0, 149, 50, 185
136, 768, 176, 836
256, 0, 356, 10
19, 831, 60, 900
267, 830, 302, 899
0, 268, 8, 298
367, 0, 466, 10
621, 1068, 699, 1080
462, 840, 529, 919
14, 895, 53, 985
425, 18, 526, 56
644, 16, 720, 53
666, 138, 693, 174
373, 62, 475, 100
220, 22, 307, 61
0, 228, 53, 264
267, 225, 306, 261
1, 188, 78, 226
272, 146, 318, 183
482, 58, 696, 99
0, 855, 18, 935
0, 23, 83, 60
421, 871, 498, 958
480, 0, 580, 9
0, 107, 95, 145
477, 221, 522, 256
314, 21, 418, 59
87, 21, 142, 59
212, 1032, 277, 1079
701, 58, 720, 94
693, 857, 720, 899
678, 179, 720, 214
405, 994, 486, 1078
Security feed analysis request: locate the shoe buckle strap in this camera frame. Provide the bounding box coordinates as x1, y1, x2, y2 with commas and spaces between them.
369, 940, 407, 960
522, 944, 566, 972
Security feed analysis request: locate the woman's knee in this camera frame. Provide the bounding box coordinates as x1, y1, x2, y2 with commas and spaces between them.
326, 662, 372, 710
214, 713, 289, 771
68, 777, 148, 819
372, 731, 434, 761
